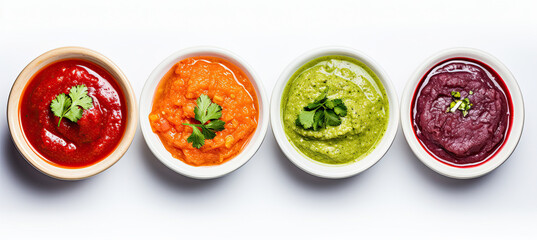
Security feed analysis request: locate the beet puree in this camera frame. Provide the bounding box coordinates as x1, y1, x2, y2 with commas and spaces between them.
20, 59, 127, 168
412, 59, 511, 166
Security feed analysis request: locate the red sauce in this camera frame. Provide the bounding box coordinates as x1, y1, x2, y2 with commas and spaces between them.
20, 59, 127, 168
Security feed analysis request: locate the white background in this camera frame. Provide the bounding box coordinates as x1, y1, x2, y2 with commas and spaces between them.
1, 0, 536, 239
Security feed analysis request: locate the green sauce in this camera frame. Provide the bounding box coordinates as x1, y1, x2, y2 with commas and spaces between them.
281, 56, 389, 165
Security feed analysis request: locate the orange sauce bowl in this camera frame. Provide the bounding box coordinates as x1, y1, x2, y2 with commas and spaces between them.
140, 47, 268, 179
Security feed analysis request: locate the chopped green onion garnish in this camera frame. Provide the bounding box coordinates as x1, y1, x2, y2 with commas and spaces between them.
450, 100, 463, 112
458, 102, 467, 110
447, 92, 473, 117
451, 91, 461, 99
469, 90, 474, 95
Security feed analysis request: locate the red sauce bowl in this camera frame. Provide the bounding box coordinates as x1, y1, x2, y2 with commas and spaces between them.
7, 47, 138, 180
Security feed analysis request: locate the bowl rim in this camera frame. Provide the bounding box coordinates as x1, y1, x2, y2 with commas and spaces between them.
400, 47, 525, 179
7, 46, 138, 180
270, 46, 400, 179
139, 46, 269, 179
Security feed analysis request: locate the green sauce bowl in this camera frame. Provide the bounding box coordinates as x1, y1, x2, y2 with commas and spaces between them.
271, 46, 399, 179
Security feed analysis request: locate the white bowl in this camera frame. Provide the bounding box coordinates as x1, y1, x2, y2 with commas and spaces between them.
271, 46, 400, 179
400, 47, 524, 179
140, 46, 269, 179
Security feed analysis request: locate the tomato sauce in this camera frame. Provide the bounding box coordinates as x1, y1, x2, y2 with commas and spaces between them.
149, 57, 259, 166
20, 59, 127, 168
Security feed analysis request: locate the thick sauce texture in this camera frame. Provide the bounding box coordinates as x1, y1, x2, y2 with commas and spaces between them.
412, 59, 511, 166
20, 59, 127, 168
282, 56, 389, 165
149, 57, 259, 166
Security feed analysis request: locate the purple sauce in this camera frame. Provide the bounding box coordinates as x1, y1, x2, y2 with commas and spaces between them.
412, 59, 511, 166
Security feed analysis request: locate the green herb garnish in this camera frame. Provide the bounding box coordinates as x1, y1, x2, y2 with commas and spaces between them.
50, 85, 93, 126
446, 91, 473, 117
451, 91, 461, 99
182, 94, 225, 149
295, 88, 347, 131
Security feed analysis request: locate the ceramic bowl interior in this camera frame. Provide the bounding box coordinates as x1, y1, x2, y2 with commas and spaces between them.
7, 46, 138, 180
400, 47, 524, 179
270, 46, 400, 179
139, 46, 269, 179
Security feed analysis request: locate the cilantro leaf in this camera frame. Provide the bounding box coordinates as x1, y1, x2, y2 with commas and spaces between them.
295, 88, 347, 131
185, 124, 205, 149
201, 126, 216, 140
325, 99, 339, 109
50, 93, 72, 127
334, 101, 347, 117
183, 95, 226, 148
306, 101, 323, 110
203, 103, 222, 124
314, 88, 329, 102
325, 109, 341, 126
298, 109, 316, 129
205, 120, 225, 131
64, 106, 83, 122
50, 85, 93, 126
194, 94, 223, 124
313, 109, 325, 131
69, 85, 93, 110
295, 118, 303, 128
194, 94, 212, 124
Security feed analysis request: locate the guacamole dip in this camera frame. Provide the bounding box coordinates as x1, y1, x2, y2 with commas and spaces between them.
281, 56, 389, 165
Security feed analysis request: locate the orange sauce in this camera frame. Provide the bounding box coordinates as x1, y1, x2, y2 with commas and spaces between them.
149, 57, 259, 166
